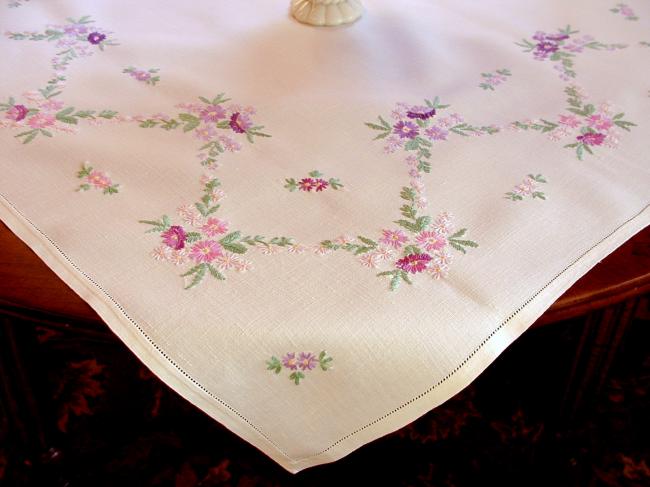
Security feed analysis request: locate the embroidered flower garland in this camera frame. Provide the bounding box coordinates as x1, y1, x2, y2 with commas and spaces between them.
516, 25, 626, 80
479, 68, 512, 91
511, 85, 635, 160
76, 163, 119, 195
123, 67, 160, 86
140, 176, 294, 289
505, 174, 547, 201
284, 170, 343, 192
266, 351, 333, 385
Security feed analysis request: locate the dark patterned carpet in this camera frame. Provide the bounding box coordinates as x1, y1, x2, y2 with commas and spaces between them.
1, 299, 648, 486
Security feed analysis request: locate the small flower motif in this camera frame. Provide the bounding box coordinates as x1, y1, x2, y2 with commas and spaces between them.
27, 113, 55, 128
373, 246, 395, 261
415, 231, 447, 252
5, 104, 28, 122
282, 353, 298, 370
313, 179, 329, 192
380, 229, 408, 249
214, 252, 240, 270
586, 114, 613, 131
200, 104, 227, 122
427, 262, 449, 280
76, 163, 119, 195
161, 225, 187, 250
298, 178, 316, 192
577, 132, 605, 146
86, 32, 106, 45
201, 217, 229, 237
396, 253, 432, 274
298, 352, 318, 371
168, 249, 188, 266
188, 240, 223, 263
229, 112, 253, 134
359, 253, 380, 268
194, 125, 217, 141
151, 246, 171, 261
177, 204, 204, 227
233, 259, 253, 272
393, 120, 419, 139
285, 171, 343, 193
425, 126, 448, 141
267, 351, 333, 385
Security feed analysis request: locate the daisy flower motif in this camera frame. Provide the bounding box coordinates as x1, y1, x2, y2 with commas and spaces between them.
373, 246, 395, 261
151, 246, 171, 261
214, 252, 240, 271
234, 259, 253, 272
260, 245, 283, 255
298, 352, 318, 371
433, 248, 454, 266
395, 253, 432, 274
188, 240, 223, 263
313, 245, 333, 256
393, 120, 419, 139
298, 178, 316, 192
313, 179, 329, 192
359, 253, 380, 269
427, 262, 449, 280
380, 229, 408, 249
177, 204, 204, 227
415, 231, 448, 252
168, 249, 188, 266
282, 353, 298, 370
287, 243, 307, 255
201, 217, 229, 237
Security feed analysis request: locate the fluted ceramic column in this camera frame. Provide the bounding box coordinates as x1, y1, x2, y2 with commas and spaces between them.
291, 0, 364, 27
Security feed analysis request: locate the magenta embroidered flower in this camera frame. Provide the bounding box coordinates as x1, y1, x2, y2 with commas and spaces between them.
415, 231, 447, 252
27, 113, 55, 128
577, 132, 606, 146
298, 352, 318, 371
161, 225, 187, 250
586, 114, 613, 131
282, 352, 298, 370
188, 240, 223, 263
200, 104, 226, 123
313, 179, 329, 192
229, 112, 253, 134
558, 114, 581, 128
298, 178, 316, 192
535, 41, 559, 56
380, 229, 408, 249
201, 217, 229, 237
407, 106, 436, 120
5, 104, 28, 122
86, 32, 106, 45
393, 120, 419, 139
425, 126, 449, 141
396, 253, 432, 274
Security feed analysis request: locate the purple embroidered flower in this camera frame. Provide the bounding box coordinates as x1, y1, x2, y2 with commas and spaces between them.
161, 225, 187, 250
393, 120, 419, 139
545, 33, 569, 42
282, 352, 298, 370
298, 352, 318, 371
577, 132, 606, 146
425, 126, 449, 141
406, 106, 436, 120
200, 104, 226, 123
298, 178, 316, 192
5, 104, 28, 122
396, 253, 432, 274
229, 112, 253, 134
535, 41, 559, 55
313, 179, 329, 192
86, 32, 106, 45
132, 70, 151, 81
532, 31, 547, 42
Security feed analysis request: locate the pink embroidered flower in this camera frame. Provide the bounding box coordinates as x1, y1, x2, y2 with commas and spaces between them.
425, 126, 449, 141
393, 121, 419, 139
432, 212, 454, 235
218, 135, 242, 152
282, 353, 298, 370
433, 248, 453, 266
151, 246, 171, 261
287, 243, 307, 254
87, 170, 112, 189
188, 240, 222, 263
27, 113, 55, 128
209, 189, 226, 203
260, 245, 282, 255
314, 179, 329, 192
194, 125, 217, 141
5, 104, 28, 122
229, 112, 253, 134
214, 253, 239, 270
391, 102, 410, 120
38, 99, 65, 111
577, 132, 606, 146
313, 245, 333, 256
586, 114, 613, 131
177, 204, 203, 227
200, 104, 226, 123
359, 253, 380, 268
396, 253, 432, 274
234, 259, 253, 272
427, 262, 449, 280
132, 70, 151, 81
161, 225, 187, 250
201, 217, 229, 237
298, 178, 316, 192
558, 114, 581, 128
298, 352, 318, 371
416, 231, 447, 252
383, 135, 403, 154
168, 249, 188, 266
380, 229, 408, 249
373, 246, 395, 261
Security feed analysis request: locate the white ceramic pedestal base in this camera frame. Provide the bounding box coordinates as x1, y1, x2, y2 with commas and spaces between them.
291, 0, 363, 27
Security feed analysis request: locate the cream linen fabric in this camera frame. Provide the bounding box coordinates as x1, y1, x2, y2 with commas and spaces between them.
0, 0, 648, 473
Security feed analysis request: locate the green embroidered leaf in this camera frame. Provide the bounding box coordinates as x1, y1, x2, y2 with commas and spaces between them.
103, 186, 119, 195
403, 245, 422, 256
178, 113, 199, 123
220, 231, 241, 245
357, 236, 377, 247
415, 216, 431, 231
373, 131, 391, 140
221, 242, 247, 254
284, 178, 298, 191
183, 119, 200, 133
418, 160, 431, 173
365, 122, 388, 131
185, 232, 202, 243
532, 192, 546, 200
139, 120, 158, 128
400, 204, 417, 219
308, 170, 323, 178
399, 270, 412, 285
77, 184, 90, 191
184, 264, 206, 290
269, 236, 294, 247
389, 273, 401, 291
395, 219, 419, 233
449, 228, 466, 239
528, 174, 547, 183
20, 131, 38, 144
403, 139, 419, 151
181, 265, 203, 277
329, 178, 343, 190
400, 187, 416, 202
77, 164, 93, 178
266, 356, 282, 374
318, 351, 333, 371
576, 144, 584, 160
207, 264, 226, 280
289, 371, 305, 385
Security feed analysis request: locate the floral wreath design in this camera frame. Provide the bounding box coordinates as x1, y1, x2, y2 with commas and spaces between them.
516, 25, 626, 80
284, 170, 343, 193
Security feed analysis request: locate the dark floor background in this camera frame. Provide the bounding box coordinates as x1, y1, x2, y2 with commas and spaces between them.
0, 299, 648, 487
